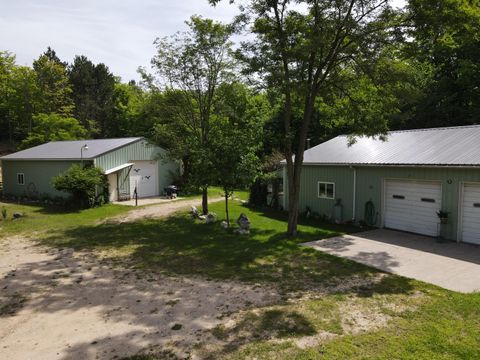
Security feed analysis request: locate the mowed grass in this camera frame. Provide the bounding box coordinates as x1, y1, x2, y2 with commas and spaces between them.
37, 198, 371, 291
2, 195, 480, 359
0, 202, 130, 238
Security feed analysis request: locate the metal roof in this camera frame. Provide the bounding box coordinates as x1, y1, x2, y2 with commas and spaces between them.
0, 138, 143, 161
296, 125, 480, 167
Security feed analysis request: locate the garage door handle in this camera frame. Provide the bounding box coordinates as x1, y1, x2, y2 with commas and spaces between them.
393, 195, 405, 199
474, 203, 480, 208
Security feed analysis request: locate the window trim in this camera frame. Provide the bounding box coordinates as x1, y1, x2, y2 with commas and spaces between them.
317, 181, 335, 199
17, 173, 25, 186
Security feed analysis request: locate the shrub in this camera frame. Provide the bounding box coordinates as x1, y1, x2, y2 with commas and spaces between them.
1, 207, 6, 220
52, 165, 108, 208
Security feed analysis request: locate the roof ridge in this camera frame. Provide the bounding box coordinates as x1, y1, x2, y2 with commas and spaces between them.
336, 124, 480, 137
45, 137, 143, 144
387, 124, 480, 134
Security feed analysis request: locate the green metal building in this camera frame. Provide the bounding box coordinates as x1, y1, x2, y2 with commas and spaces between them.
0, 138, 178, 201
282, 126, 480, 244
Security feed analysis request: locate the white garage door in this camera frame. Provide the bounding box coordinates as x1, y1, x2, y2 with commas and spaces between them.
461, 184, 480, 245
129, 161, 158, 198
384, 180, 442, 237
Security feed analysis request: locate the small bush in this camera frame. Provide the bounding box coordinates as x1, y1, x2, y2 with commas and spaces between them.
52, 165, 108, 208
1, 207, 7, 220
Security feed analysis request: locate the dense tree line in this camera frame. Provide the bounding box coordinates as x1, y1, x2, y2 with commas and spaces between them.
0, 47, 157, 146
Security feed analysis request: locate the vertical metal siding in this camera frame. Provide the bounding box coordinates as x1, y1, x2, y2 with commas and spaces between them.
296, 166, 354, 221
95, 140, 179, 196
284, 165, 480, 241
1, 160, 86, 198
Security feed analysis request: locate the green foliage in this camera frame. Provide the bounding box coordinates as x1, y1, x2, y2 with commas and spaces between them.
32, 48, 74, 116
51, 164, 107, 208
151, 16, 236, 212
1, 207, 7, 220
19, 113, 88, 149
209, 83, 265, 223
404, 0, 480, 127
68, 55, 117, 137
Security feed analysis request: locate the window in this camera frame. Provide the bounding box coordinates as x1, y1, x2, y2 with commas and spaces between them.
17, 173, 25, 185
318, 182, 335, 199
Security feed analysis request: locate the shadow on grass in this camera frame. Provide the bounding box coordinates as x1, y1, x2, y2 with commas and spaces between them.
42, 212, 415, 295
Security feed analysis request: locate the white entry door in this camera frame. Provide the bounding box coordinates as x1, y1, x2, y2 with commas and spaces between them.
461, 184, 480, 245
129, 161, 158, 198
384, 180, 442, 236
108, 173, 118, 202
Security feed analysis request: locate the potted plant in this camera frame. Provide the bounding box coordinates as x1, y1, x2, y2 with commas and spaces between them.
437, 210, 449, 224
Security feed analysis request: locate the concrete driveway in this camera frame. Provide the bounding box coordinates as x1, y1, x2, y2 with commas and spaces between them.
303, 229, 480, 293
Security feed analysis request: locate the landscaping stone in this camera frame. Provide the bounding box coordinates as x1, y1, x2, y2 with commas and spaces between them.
235, 213, 251, 234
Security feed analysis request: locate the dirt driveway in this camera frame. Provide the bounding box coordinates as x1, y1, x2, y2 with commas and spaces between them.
111, 197, 224, 223
0, 237, 279, 360
0, 198, 278, 360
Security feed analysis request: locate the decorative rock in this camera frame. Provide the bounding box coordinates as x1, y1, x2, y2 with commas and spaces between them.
220, 221, 228, 229
190, 205, 199, 219
235, 213, 251, 234
205, 212, 216, 224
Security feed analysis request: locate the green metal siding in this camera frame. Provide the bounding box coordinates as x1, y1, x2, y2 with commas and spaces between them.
95, 140, 179, 196
285, 165, 480, 241
293, 166, 355, 221
1, 160, 87, 198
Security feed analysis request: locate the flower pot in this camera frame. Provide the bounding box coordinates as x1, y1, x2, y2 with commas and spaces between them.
440, 217, 448, 225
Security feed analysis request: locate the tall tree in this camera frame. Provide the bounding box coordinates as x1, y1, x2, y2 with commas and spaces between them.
151, 15, 235, 214
211, 0, 397, 235
69, 55, 116, 137
210, 82, 265, 226
404, 0, 480, 127
33, 48, 73, 116
0, 51, 17, 141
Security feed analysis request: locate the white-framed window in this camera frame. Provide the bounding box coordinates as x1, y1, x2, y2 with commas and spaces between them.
17, 173, 25, 185
318, 181, 335, 199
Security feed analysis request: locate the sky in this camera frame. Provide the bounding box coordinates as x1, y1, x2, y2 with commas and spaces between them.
0, 0, 406, 82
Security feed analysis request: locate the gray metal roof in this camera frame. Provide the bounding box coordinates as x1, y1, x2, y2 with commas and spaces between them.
297, 125, 480, 167
0, 138, 143, 161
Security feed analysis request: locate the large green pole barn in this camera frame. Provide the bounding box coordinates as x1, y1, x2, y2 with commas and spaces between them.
0, 138, 178, 202
282, 125, 480, 244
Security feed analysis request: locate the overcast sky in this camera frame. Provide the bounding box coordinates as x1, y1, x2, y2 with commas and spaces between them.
1, 0, 406, 82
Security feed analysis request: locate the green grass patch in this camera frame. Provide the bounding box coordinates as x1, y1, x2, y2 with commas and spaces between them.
0, 202, 130, 238
39, 200, 373, 291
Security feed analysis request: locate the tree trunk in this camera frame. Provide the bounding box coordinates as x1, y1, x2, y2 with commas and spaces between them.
202, 187, 209, 215
286, 96, 316, 236
225, 191, 230, 227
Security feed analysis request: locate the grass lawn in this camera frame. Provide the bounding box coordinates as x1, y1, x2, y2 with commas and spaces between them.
1, 195, 480, 359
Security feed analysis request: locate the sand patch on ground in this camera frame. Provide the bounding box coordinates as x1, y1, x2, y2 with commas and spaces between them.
0, 238, 280, 360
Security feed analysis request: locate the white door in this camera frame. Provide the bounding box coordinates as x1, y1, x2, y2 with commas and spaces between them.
384, 180, 442, 236
129, 161, 158, 198
108, 173, 118, 202
461, 184, 480, 245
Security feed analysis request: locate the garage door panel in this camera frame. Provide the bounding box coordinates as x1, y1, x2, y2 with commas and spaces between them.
385, 180, 441, 237
130, 161, 158, 198
462, 184, 480, 244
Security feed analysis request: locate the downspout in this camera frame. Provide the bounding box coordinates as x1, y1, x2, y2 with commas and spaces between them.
351, 166, 356, 223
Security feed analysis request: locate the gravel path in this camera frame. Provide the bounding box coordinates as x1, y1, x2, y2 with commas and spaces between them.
111, 197, 224, 223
